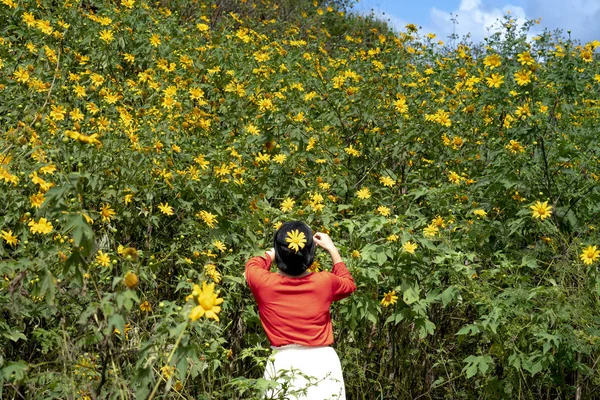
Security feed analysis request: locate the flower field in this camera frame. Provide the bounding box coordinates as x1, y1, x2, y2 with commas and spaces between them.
1, 0, 600, 398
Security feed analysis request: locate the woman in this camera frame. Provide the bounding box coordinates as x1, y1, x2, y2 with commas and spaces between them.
245, 221, 356, 399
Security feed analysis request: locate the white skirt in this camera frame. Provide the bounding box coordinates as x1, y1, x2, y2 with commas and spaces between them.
263, 345, 346, 400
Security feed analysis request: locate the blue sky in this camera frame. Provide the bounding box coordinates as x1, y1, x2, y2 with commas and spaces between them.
352, 0, 600, 44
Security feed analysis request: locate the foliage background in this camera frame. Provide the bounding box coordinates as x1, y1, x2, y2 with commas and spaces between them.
1, 0, 600, 398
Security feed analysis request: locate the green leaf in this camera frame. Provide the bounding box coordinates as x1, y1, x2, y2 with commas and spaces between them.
108, 314, 126, 338
1, 361, 28, 381
478, 356, 492, 374
68, 216, 87, 247
465, 363, 478, 378
419, 238, 437, 251
116, 290, 139, 311
543, 342, 551, 355
176, 355, 189, 380
224, 275, 244, 284
418, 319, 435, 339
42, 185, 70, 210
64, 251, 86, 282
410, 187, 429, 200
508, 353, 522, 370
456, 324, 480, 336
366, 311, 377, 325
402, 285, 419, 305
39, 268, 56, 306
440, 286, 457, 307
529, 361, 544, 376
521, 255, 538, 269
64, 214, 95, 256
2, 329, 27, 343
376, 251, 387, 266
169, 322, 187, 338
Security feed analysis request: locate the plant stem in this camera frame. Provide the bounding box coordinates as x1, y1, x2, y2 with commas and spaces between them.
147, 324, 187, 400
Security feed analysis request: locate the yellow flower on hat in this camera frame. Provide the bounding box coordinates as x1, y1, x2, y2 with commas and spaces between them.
286, 229, 306, 253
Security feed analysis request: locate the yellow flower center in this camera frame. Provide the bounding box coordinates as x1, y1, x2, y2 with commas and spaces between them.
199, 296, 215, 310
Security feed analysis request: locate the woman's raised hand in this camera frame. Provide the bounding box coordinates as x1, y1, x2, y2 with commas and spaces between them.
266, 247, 275, 260
314, 232, 343, 264
313, 232, 335, 253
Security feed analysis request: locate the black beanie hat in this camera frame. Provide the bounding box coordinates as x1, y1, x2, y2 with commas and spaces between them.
273, 221, 315, 276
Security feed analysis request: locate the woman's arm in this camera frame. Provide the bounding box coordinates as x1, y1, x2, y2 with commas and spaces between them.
244, 249, 274, 288
330, 261, 356, 301
313, 233, 356, 301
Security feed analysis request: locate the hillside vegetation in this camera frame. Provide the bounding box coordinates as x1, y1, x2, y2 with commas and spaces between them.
1, 0, 600, 398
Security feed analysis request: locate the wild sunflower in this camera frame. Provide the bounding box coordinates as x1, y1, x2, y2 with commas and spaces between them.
530, 201, 552, 221
1, 230, 19, 246
158, 202, 174, 216
280, 197, 295, 213
28, 218, 53, 234
381, 290, 398, 307
96, 251, 110, 267
139, 301, 152, 312
580, 245, 600, 265
356, 187, 371, 199
423, 224, 439, 238
402, 241, 418, 254
100, 203, 116, 222
189, 281, 224, 322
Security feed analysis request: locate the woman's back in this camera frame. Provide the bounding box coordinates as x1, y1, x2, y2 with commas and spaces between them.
246, 254, 355, 347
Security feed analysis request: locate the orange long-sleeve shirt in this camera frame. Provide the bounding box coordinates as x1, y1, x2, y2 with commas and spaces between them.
245, 253, 356, 347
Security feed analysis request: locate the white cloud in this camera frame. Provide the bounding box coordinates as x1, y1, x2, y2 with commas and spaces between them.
526, 0, 600, 43
428, 0, 600, 44
430, 0, 530, 42
352, 0, 600, 45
